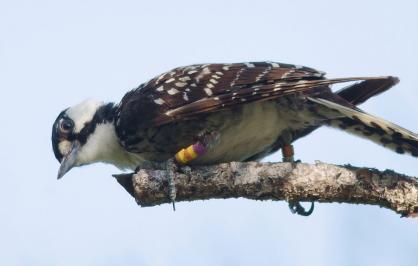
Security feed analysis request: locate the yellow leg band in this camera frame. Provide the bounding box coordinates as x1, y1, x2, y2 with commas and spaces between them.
186, 145, 198, 160
175, 145, 199, 164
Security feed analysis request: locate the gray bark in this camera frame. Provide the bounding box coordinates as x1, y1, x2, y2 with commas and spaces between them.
113, 162, 418, 217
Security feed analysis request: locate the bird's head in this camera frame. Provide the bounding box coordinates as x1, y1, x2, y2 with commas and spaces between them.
51, 100, 113, 179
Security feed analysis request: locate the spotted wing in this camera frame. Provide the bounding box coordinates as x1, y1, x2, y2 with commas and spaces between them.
116, 62, 325, 130
116, 62, 386, 138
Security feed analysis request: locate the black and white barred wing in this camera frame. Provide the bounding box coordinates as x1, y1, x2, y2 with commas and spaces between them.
116, 62, 325, 129
117, 62, 386, 130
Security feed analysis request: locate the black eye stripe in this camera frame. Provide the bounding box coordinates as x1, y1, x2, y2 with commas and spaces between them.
52, 103, 116, 162
76, 103, 116, 144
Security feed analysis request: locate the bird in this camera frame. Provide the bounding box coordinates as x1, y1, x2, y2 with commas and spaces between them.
52, 61, 418, 214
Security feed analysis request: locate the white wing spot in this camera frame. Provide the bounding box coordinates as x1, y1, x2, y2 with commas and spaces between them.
207, 83, 215, 88
195, 67, 211, 82
179, 76, 191, 82
155, 73, 168, 83
183, 92, 189, 101
204, 88, 213, 96
209, 79, 218, 84
175, 82, 187, 87
156, 86, 164, 91
215, 71, 224, 75
270, 62, 280, 67
255, 67, 271, 82
202, 67, 211, 74
245, 63, 255, 67
165, 78, 175, 83
230, 68, 245, 87
154, 98, 165, 105
167, 88, 180, 95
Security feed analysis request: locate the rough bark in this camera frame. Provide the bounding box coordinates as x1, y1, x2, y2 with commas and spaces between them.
113, 161, 418, 217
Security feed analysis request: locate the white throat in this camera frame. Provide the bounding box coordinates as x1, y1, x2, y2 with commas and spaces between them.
76, 122, 142, 170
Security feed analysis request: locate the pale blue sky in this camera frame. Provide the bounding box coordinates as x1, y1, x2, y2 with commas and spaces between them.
1, 0, 418, 265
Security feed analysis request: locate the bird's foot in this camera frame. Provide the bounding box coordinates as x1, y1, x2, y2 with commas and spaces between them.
165, 158, 178, 211
281, 143, 314, 216
289, 201, 314, 216
165, 130, 220, 211
133, 160, 178, 211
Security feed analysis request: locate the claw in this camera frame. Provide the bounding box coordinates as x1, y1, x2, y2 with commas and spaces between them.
179, 165, 192, 175
282, 143, 314, 216
165, 158, 177, 211
289, 201, 314, 216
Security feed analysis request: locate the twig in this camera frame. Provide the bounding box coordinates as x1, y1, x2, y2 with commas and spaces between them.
113, 161, 418, 217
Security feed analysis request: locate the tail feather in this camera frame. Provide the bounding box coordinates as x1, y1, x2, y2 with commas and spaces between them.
336, 76, 399, 105
308, 97, 418, 157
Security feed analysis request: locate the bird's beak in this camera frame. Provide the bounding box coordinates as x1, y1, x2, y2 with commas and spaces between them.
57, 141, 80, 179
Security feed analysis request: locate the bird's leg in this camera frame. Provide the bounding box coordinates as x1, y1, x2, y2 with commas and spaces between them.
282, 143, 295, 163
133, 160, 178, 211
132, 132, 220, 211
132, 159, 179, 210
280, 131, 314, 216
165, 131, 220, 210
165, 158, 178, 211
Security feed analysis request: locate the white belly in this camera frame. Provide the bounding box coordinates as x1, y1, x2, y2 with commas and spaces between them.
192, 101, 313, 164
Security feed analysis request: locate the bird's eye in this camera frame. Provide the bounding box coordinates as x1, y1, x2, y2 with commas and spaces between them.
60, 119, 74, 133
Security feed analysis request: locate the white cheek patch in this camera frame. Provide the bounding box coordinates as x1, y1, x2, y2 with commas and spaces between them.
58, 140, 72, 156
66, 99, 104, 133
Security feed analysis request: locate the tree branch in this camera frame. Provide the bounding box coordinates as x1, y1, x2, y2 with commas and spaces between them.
113, 162, 418, 217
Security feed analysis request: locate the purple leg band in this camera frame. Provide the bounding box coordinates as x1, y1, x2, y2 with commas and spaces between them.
193, 142, 207, 156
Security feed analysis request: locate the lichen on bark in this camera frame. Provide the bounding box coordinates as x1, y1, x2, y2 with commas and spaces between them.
114, 162, 418, 217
